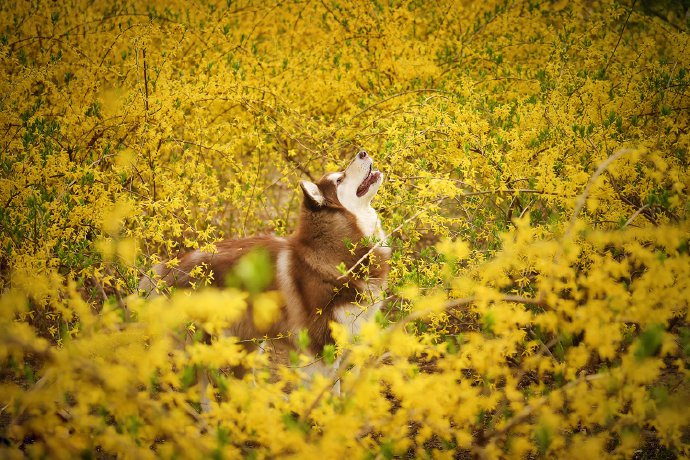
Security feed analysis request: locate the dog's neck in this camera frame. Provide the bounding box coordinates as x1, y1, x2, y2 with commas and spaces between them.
291, 205, 388, 281
353, 204, 380, 239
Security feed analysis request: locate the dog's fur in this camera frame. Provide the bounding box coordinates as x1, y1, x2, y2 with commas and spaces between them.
140, 151, 390, 373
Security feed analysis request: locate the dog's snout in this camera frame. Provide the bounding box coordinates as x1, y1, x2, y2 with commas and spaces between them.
358, 150, 368, 160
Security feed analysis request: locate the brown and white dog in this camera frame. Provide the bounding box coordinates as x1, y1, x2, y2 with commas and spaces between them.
140, 150, 390, 396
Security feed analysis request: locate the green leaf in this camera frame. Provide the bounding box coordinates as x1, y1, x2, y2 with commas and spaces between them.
297, 329, 310, 351
634, 323, 664, 361
534, 424, 552, 453
230, 247, 274, 294
323, 344, 336, 365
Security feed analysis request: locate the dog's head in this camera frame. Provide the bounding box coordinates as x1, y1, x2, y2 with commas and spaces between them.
299, 150, 383, 213
297, 150, 388, 279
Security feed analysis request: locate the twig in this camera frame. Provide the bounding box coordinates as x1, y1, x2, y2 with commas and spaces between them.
394, 294, 547, 330
142, 48, 149, 115
92, 275, 108, 304
347, 89, 453, 122
56, 152, 113, 202
604, 0, 636, 76
336, 197, 446, 281
301, 294, 545, 423
181, 401, 209, 431
564, 148, 632, 239
301, 349, 351, 424
319, 0, 351, 32
105, 266, 130, 321
458, 188, 570, 198
482, 373, 606, 443
623, 204, 648, 228
241, 149, 262, 237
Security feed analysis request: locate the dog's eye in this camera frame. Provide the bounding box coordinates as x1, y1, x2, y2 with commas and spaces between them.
336, 175, 344, 185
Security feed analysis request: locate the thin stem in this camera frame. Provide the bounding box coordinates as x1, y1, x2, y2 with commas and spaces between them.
623, 204, 648, 228
337, 198, 446, 281
604, 0, 636, 76
564, 148, 632, 239
142, 48, 149, 115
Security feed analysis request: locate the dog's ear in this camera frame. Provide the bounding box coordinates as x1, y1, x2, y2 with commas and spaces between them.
300, 180, 324, 208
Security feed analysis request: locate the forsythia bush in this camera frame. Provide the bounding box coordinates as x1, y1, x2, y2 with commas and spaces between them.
1, 0, 689, 458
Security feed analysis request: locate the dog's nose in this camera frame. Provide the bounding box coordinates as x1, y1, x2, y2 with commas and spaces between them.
358, 150, 367, 160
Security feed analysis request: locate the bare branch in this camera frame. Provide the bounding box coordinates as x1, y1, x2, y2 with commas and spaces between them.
565, 148, 633, 239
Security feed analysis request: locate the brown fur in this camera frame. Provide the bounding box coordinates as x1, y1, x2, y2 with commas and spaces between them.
147, 172, 390, 357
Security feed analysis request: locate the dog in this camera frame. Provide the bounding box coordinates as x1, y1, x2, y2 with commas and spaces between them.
140, 150, 390, 399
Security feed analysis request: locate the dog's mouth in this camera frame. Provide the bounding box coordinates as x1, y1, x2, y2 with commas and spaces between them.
356, 165, 381, 197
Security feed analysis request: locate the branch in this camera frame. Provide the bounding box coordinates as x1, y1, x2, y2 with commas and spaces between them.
142, 48, 149, 115
319, 0, 351, 33
336, 198, 446, 281
300, 293, 545, 423
393, 294, 548, 331
482, 373, 606, 444
347, 89, 454, 122
622, 204, 649, 228
604, 0, 637, 76
301, 349, 351, 425
564, 147, 632, 239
